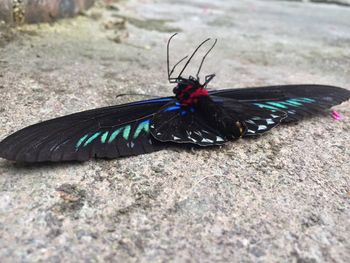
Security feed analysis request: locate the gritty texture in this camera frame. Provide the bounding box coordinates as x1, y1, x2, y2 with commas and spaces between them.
0, 0, 350, 262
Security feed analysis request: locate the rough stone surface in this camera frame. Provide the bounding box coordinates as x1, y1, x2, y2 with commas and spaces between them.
0, 0, 350, 262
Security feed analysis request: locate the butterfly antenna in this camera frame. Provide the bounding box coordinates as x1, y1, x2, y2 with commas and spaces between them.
167, 33, 178, 81
116, 93, 158, 99
169, 55, 188, 77
196, 39, 217, 80
177, 38, 211, 79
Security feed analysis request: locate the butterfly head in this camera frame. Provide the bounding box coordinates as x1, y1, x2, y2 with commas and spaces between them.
173, 75, 214, 106
167, 34, 217, 107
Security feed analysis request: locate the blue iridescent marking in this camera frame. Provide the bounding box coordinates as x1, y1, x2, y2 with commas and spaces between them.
181, 110, 188, 116
84, 132, 101, 147
190, 107, 195, 113
76, 134, 88, 149
129, 97, 173, 105
101, 131, 109, 143
164, 105, 181, 112
133, 120, 150, 139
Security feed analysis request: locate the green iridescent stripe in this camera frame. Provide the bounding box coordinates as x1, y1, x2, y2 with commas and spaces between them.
108, 125, 132, 143
266, 102, 288, 109
284, 100, 302, 106
84, 132, 101, 147
123, 125, 131, 140
254, 103, 279, 110
298, 97, 315, 103
108, 128, 122, 143
133, 120, 150, 139
277, 101, 296, 107
254, 97, 315, 111
101, 131, 109, 143
76, 134, 89, 149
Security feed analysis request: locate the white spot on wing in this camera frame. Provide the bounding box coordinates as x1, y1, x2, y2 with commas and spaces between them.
194, 131, 202, 136
216, 136, 224, 142
266, 119, 274, 125
247, 129, 255, 134
258, 125, 267, 131
189, 137, 197, 142
201, 138, 214, 143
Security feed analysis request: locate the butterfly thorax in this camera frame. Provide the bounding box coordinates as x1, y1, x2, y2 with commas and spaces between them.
173, 78, 209, 106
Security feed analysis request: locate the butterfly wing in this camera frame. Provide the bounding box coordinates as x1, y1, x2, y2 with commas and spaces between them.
150, 98, 287, 145
211, 96, 287, 136
150, 102, 228, 146
0, 97, 173, 162
210, 85, 350, 122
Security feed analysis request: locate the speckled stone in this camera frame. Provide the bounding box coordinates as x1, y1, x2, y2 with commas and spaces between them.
0, 0, 349, 262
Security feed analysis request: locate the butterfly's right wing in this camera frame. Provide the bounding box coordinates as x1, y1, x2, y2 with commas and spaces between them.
0, 97, 173, 162
210, 85, 350, 122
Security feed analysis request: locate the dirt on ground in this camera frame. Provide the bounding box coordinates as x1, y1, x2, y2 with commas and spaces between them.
0, 0, 349, 262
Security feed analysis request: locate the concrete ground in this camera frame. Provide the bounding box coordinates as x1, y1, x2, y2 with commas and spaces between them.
0, 0, 350, 262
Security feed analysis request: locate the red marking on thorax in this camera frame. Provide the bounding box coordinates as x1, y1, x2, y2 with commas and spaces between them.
179, 85, 208, 106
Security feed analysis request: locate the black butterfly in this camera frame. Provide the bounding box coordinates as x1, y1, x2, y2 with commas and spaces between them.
0, 34, 349, 162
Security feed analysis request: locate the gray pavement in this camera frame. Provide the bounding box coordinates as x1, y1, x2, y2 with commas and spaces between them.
0, 0, 349, 262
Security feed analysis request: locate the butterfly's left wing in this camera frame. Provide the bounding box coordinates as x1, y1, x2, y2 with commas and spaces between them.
0, 97, 173, 162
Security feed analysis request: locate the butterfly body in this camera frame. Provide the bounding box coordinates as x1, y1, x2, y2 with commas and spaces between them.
173, 77, 209, 106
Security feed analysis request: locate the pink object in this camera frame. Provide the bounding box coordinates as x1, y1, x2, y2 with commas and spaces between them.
203, 7, 211, 14
331, 110, 342, 121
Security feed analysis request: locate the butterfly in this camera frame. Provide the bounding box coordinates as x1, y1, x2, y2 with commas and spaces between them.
0, 34, 349, 162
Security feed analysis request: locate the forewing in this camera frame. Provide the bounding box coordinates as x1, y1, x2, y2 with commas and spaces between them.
210, 85, 350, 122
150, 102, 228, 146
0, 98, 173, 162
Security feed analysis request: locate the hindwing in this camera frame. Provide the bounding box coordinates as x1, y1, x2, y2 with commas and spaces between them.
150, 102, 228, 146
